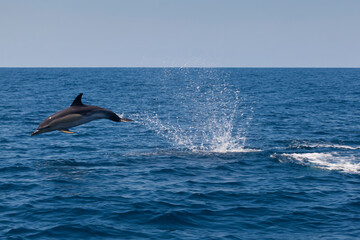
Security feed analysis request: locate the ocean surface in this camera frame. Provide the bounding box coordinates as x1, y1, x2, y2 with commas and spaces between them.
1, 68, 360, 239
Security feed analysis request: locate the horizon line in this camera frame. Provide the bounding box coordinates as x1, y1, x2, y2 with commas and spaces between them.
1, 66, 360, 69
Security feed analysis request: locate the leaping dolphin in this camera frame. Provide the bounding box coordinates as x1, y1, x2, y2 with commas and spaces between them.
31, 93, 132, 136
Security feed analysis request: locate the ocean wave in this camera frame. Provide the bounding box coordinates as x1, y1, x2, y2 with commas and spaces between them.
146, 210, 199, 227
272, 152, 360, 174
192, 146, 262, 154
314, 144, 360, 150
123, 147, 262, 156
289, 141, 360, 150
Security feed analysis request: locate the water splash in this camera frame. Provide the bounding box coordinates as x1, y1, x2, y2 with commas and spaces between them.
135, 69, 257, 153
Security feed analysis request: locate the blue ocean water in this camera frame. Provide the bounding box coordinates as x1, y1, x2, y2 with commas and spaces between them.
1, 68, 360, 239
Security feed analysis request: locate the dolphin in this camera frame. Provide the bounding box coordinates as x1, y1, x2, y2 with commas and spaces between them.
31, 93, 132, 136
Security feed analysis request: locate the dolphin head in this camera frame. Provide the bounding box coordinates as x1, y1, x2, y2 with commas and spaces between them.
31, 127, 51, 136
31, 118, 57, 136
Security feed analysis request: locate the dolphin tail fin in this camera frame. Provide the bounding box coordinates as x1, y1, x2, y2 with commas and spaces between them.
107, 111, 132, 122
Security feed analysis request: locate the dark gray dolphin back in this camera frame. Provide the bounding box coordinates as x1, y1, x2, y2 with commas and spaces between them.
71, 93, 130, 122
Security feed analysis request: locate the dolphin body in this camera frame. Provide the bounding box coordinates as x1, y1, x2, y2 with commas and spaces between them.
31, 93, 132, 136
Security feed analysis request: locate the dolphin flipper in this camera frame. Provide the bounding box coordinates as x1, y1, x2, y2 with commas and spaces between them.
59, 129, 75, 134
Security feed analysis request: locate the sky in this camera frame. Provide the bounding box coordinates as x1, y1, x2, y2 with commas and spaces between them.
1, 0, 360, 67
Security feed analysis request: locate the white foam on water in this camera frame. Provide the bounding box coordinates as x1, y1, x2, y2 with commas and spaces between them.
311, 144, 360, 150
290, 141, 360, 150
207, 147, 262, 153
273, 152, 360, 174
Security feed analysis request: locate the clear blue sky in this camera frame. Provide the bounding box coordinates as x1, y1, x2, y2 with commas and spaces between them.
1, 0, 359, 67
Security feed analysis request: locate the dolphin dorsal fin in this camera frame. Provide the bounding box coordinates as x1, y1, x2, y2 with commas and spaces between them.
71, 93, 84, 106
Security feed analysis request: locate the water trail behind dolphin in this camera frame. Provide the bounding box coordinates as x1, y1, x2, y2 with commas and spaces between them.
135, 69, 259, 153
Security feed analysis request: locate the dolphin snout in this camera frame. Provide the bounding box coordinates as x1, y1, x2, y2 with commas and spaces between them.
31, 130, 40, 136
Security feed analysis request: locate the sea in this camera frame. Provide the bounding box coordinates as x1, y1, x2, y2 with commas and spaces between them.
1, 68, 360, 239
